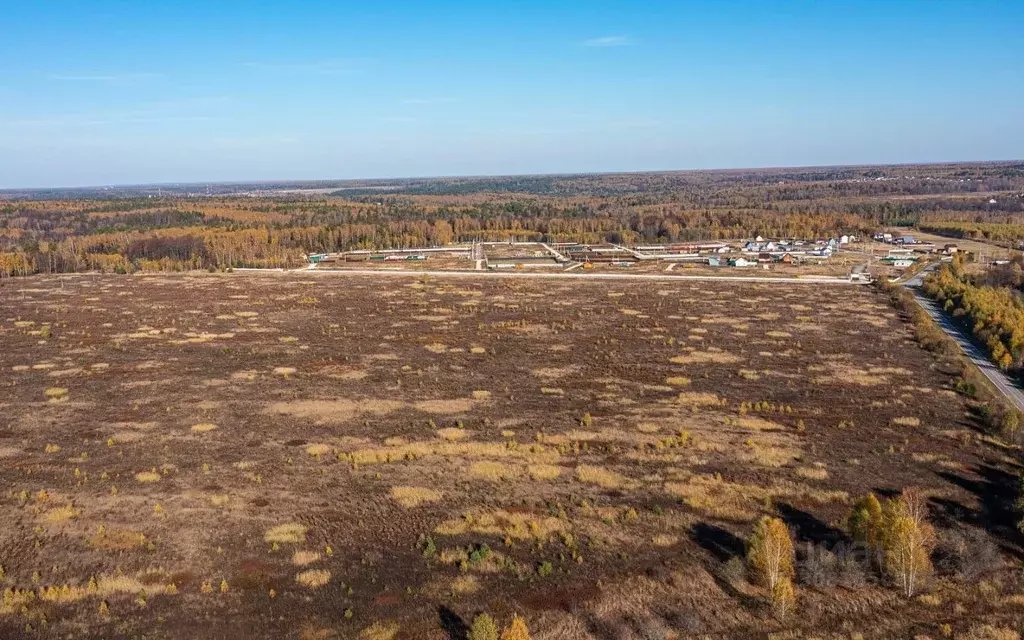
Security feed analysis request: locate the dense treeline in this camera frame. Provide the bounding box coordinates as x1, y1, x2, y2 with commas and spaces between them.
920, 221, 1024, 247
922, 257, 1024, 371
2, 163, 1024, 277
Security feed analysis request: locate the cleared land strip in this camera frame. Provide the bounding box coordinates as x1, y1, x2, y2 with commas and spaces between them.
909, 285, 1024, 413
236, 267, 865, 285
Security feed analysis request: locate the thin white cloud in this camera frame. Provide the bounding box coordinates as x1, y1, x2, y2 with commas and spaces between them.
401, 97, 459, 105
50, 72, 161, 83
582, 35, 632, 47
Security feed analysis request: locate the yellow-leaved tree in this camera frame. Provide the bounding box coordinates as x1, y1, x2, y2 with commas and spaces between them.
848, 492, 884, 550
881, 488, 935, 597
771, 576, 796, 620
500, 615, 531, 640
470, 614, 498, 640
746, 516, 795, 592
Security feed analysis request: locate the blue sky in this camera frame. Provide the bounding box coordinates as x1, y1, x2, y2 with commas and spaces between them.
1, 1, 1022, 188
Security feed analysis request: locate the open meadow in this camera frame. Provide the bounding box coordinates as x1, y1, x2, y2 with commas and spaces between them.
1, 273, 1022, 639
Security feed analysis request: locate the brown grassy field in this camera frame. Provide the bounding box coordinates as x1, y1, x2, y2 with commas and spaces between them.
0, 273, 1021, 639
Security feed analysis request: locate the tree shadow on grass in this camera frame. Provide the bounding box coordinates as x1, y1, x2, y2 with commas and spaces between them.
688, 522, 762, 611
689, 522, 744, 562
775, 502, 849, 547
438, 605, 468, 640
937, 464, 1024, 559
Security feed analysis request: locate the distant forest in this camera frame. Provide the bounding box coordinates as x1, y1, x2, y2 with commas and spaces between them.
2, 162, 1024, 276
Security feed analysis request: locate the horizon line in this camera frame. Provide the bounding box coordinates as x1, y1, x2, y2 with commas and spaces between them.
2, 158, 1022, 193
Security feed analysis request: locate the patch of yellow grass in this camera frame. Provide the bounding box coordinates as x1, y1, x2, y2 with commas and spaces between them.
795, 465, 829, 481
956, 625, 1020, 640
265, 523, 307, 544
293, 551, 321, 566
450, 574, 480, 594
468, 461, 519, 482
434, 509, 568, 540
667, 474, 846, 522
305, 443, 332, 457
811, 361, 889, 386
190, 423, 217, 433
540, 387, 564, 396
917, 593, 943, 606
575, 464, 625, 489
9, 573, 148, 608
652, 534, 678, 547
891, 416, 921, 427
295, 569, 331, 588
415, 398, 475, 414
87, 527, 147, 551
436, 427, 469, 441
870, 366, 912, 375
669, 350, 740, 365
272, 366, 298, 376
665, 376, 691, 386
676, 392, 727, 407
360, 621, 400, 640
527, 464, 562, 481
135, 471, 161, 483
470, 346, 487, 354
471, 390, 492, 400
424, 343, 448, 353
266, 398, 403, 424
738, 442, 801, 468
44, 504, 79, 522
344, 439, 560, 466
44, 387, 69, 401
390, 486, 442, 508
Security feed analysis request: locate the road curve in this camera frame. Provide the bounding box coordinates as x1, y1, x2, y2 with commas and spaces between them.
903, 269, 1024, 413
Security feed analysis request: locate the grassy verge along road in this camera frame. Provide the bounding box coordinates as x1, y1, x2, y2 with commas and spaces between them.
904, 269, 1024, 413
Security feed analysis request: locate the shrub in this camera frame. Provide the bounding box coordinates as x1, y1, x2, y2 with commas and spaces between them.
470, 614, 499, 640
799, 542, 868, 589
936, 528, 1003, 581
746, 516, 794, 592
721, 556, 747, 585
468, 543, 491, 565
500, 615, 531, 640
798, 544, 839, 588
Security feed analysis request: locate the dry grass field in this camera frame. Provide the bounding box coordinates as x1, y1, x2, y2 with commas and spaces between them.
0, 273, 1021, 639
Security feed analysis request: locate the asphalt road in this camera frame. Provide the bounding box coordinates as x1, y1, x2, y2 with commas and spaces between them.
903, 267, 1024, 413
